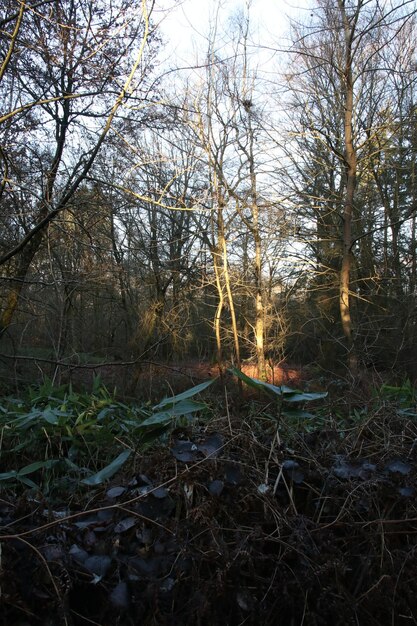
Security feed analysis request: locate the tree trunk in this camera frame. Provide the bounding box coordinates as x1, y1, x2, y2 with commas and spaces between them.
220, 222, 242, 374
212, 243, 224, 369
254, 231, 266, 380
245, 104, 266, 379
0, 231, 43, 336
339, 1, 358, 374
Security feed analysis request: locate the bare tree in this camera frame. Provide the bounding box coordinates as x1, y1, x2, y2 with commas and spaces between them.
280, 0, 417, 373
0, 0, 155, 337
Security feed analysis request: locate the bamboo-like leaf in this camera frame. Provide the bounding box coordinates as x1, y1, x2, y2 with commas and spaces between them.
229, 368, 327, 402
0, 459, 58, 482
280, 391, 328, 403
229, 367, 294, 396
81, 449, 131, 486
282, 408, 315, 419
18, 476, 39, 489
0, 470, 18, 480
139, 400, 207, 428
18, 459, 59, 476
13, 409, 43, 428
153, 379, 215, 410
41, 406, 61, 424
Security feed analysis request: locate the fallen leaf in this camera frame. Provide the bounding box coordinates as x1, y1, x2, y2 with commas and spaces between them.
198, 433, 223, 457
209, 479, 224, 496
106, 486, 126, 499
110, 581, 130, 609
171, 441, 200, 462
385, 460, 412, 475
84, 555, 112, 581
114, 517, 137, 533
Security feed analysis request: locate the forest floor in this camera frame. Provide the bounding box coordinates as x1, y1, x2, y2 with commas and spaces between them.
54, 359, 304, 400
1, 368, 417, 625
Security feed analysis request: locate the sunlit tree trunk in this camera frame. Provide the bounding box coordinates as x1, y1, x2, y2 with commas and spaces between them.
211, 189, 241, 376
248, 114, 266, 380
212, 243, 225, 368
192, 73, 242, 373
339, 0, 357, 372
220, 216, 241, 373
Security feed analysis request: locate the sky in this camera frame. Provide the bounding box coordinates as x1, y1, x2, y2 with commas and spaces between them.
157, 0, 310, 65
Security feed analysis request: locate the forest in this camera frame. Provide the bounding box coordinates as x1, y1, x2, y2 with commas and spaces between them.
1, 0, 417, 624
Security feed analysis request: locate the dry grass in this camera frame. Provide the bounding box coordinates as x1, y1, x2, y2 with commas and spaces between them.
1, 386, 417, 625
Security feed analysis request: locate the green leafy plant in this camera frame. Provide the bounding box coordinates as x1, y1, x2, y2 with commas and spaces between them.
138, 379, 214, 428
0, 377, 216, 492
229, 367, 327, 421
377, 379, 417, 417
81, 449, 132, 486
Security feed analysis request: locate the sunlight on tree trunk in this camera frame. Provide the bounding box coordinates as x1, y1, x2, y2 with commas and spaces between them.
212, 244, 225, 371
339, 0, 358, 374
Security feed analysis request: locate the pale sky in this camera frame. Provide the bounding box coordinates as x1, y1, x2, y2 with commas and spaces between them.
157, 0, 310, 65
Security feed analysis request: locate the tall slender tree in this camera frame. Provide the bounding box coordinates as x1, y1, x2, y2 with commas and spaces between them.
280, 0, 417, 373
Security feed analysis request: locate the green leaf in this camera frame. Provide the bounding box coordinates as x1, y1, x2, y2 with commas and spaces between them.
0, 470, 18, 481
13, 409, 42, 428
41, 406, 61, 424
167, 399, 207, 415
153, 379, 215, 410
139, 400, 207, 428
18, 476, 39, 489
229, 368, 327, 402
10, 441, 29, 452
97, 405, 121, 421
64, 457, 82, 472
81, 449, 131, 486
282, 408, 315, 419
10, 405, 68, 429
229, 367, 292, 396
136, 411, 169, 428
17, 460, 59, 476
92, 374, 104, 395
0, 460, 58, 483
228, 367, 268, 392
280, 391, 328, 403
137, 425, 169, 445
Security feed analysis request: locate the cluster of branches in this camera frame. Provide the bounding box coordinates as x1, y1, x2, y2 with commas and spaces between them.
1, 0, 416, 386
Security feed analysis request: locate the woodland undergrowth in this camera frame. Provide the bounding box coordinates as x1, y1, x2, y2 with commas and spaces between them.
0, 372, 416, 625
